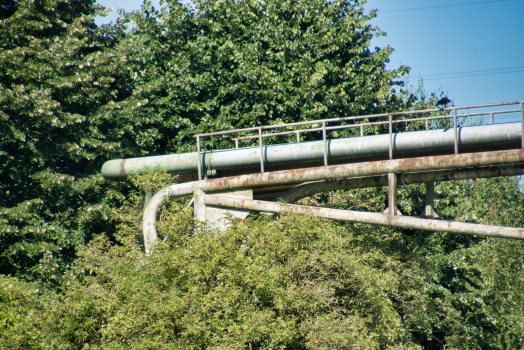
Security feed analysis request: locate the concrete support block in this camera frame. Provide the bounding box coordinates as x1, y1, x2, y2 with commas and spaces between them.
194, 188, 253, 231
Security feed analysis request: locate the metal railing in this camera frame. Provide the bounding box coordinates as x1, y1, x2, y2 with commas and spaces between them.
193, 101, 524, 180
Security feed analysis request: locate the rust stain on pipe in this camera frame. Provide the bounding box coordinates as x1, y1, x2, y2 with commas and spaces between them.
119, 159, 126, 178
277, 165, 524, 203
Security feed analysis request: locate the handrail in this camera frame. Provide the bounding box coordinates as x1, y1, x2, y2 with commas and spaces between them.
192, 101, 524, 180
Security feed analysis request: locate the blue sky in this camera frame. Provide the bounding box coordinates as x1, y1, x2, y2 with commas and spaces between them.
366, 0, 524, 109
95, 0, 523, 118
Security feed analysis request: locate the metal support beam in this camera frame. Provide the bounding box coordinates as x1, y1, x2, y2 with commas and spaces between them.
196, 136, 202, 181
389, 114, 393, 160
454, 108, 459, 154
274, 165, 524, 204
423, 182, 439, 218
521, 102, 524, 148
388, 173, 397, 217
323, 121, 328, 167
197, 149, 524, 193
202, 194, 524, 240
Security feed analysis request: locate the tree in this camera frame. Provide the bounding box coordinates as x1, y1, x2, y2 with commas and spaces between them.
123, 0, 411, 153
0, 0, 144, 286
4, 1, 523, 348
0, 178, 423, 348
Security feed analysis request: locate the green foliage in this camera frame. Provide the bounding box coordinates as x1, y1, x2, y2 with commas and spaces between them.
1, 172, 524, 349
123, 0, 411, 152
0, 0, 151, 286
1, 183, 422, 349
299, 177, 524, 349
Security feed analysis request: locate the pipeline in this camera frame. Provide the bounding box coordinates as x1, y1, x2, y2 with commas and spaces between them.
103, 123, 522, 181
143, 149, 524, 253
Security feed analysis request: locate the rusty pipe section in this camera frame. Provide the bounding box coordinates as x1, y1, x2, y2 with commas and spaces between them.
196, 149, 524, 193
278, 164, 524, 203
201, 193, 524, 240
143, 149, 524, 252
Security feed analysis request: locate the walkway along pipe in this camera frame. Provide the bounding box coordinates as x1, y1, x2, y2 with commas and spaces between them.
199, 191, 524, 240
104, 123, 522, 181
143, 149, 524, 253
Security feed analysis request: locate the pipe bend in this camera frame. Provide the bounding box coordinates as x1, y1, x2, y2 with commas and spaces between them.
143, 182, 196, 254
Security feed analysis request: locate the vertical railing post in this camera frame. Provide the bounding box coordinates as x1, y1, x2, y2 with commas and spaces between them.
322, 121, 328, 167
425, 118, 429, 130
296, 131, 300, 143
490, 112, 494, 124
196, 135, 202, 181
388, 173, 397, 217
258, 127, 264, 173
521, 102, 523, 149
387, 114, 396, 216
453, 108, 458, 154
235, 139, 239, 149
360, 124, 363, 137
388, 114, 393, 160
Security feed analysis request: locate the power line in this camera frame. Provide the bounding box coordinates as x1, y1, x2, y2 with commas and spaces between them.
423, 69, 524, 81
381, 0, 513, 13
423, 65, 524, 78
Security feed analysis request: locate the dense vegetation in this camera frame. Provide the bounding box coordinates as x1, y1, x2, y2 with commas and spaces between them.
1, 0, 523, 348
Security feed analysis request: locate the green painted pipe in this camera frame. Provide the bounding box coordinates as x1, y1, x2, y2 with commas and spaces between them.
102, 123, 521, 181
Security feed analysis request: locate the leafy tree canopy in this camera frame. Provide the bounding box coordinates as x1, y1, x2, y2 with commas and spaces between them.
2, 173, 523, 349
123, 0, 411, 152
0, 0, 135, 285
